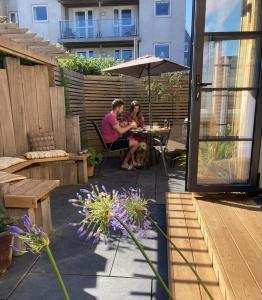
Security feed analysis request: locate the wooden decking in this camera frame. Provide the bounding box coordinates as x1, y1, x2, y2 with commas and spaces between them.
167, 192, 262, 300
194, 194, 262, 300
166, 193, 223, 300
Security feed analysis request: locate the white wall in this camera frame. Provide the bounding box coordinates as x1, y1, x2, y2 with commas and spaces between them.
16, 0, 64, 43
139, 0, 185, 63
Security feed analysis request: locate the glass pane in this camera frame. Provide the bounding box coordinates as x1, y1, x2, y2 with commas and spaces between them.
155, 44, 169, 58
155, 1, 170, 16
114, 50, 121, 60
87, 11, 93, 26
200, 90, 256, 139
34, 6, 47, 21
197, 141, 252, 184
202, 38, 260, 88
205, 0, 261, 32
76, 52, 87, 58
122, 50, 133, 61
75, 12, 85, 26
121, 10, 131, 25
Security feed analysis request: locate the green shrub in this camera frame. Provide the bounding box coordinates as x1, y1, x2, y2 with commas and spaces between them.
88, 148, 103, 166
58, 55, 119, 76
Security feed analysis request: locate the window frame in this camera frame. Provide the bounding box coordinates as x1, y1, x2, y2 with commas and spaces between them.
8, 11, 18, 24
121, 48, 133, 61
114, 49, 121, 60
154, 0, 171, 17
75, 49, 95, 58
154, 43, 170, 59
32, 5, 48, 23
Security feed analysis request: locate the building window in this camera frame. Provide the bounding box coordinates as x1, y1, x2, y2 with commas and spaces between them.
114, 49, 121, 60
88, 50, 94, 58
155, 43, 170, 59
155, 0, 170, 16
76, 51, 87, 58
8, 12, 18, 23
76, 51, 95, 58
32, 5, 48, 22
184, 42, 189, 52
122, 49, 133, 61
114, 49, 133, 61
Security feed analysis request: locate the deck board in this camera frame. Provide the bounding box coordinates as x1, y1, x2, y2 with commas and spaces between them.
166, 193, 223, 300
193, 194, 262, 300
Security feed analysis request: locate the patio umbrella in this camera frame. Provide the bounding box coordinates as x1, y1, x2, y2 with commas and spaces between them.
103, 55, 189, 126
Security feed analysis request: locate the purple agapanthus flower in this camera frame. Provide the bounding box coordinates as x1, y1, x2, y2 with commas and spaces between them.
111, 188, 150, 240
7, 215, 49, 253
68, 185, 117, 243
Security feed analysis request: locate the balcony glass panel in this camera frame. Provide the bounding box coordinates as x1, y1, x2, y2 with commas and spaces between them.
60, 18, 137, 39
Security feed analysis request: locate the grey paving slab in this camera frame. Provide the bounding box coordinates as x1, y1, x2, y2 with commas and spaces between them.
31, 217, 119, 276
0, 253, 38, 300
8, 273, 152, 300
110, 229, 168, 281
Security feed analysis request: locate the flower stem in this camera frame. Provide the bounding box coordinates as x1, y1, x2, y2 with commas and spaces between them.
114, 216, 174, 300
147, 215, 214, 300
45, 245, 70, 300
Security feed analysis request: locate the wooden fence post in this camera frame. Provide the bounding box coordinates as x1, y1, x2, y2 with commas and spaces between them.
65, 115, 81, 153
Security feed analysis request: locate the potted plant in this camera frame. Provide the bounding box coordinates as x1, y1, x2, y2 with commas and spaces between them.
0, 202, 14, 273
87, 148, 103, 177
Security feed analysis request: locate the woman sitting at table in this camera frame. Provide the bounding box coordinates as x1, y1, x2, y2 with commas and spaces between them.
124, 100, 144, 128
124, 101, 149, 167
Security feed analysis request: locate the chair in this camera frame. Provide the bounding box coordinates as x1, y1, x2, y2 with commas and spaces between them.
91, 121, 129, 157
152, 129, 171, 177
153, 121, 187, 175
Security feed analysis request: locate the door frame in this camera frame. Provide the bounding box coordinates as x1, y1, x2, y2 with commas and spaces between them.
187, 0, 262, 192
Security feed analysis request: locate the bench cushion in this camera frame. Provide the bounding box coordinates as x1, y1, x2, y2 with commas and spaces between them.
24, 150, 69, 159
0, 157, 26, 170
28, 131, 55, 151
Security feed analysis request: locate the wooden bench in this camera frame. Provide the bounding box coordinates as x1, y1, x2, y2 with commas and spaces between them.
1, 153, 91, 184
3, 179, 60, 235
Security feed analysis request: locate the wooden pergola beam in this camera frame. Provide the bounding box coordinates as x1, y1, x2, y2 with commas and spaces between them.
0, 36, 57, 66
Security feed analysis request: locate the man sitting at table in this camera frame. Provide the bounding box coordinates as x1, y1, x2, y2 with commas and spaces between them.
101, 98, 139, 170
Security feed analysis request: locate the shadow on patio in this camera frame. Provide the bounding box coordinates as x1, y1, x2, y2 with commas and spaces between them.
1, 158, 185, 300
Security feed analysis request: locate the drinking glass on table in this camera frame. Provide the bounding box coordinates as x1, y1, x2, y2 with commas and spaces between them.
153, 122, 159, 128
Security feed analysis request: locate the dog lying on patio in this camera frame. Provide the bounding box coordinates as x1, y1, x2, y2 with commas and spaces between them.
135, 142, 150, 168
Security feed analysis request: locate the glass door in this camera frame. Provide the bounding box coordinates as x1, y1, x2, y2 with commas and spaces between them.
187, 0, 262, 192
75, 11, 94, 38
121, 9, 132, 36
75, 11, 86, 38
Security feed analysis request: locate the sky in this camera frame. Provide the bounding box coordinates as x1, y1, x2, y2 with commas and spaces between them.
186, 0, 193, 33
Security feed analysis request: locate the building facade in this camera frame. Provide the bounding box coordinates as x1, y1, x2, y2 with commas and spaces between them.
1, 0, 186, 64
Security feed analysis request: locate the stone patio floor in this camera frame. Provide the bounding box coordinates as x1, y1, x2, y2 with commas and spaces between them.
0, 158, 185, 300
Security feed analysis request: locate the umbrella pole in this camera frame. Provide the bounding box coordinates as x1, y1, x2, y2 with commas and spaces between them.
147, 66, 152, 127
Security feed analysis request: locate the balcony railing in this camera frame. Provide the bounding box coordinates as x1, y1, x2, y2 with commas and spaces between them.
60, 18, 138, 40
